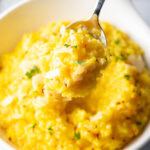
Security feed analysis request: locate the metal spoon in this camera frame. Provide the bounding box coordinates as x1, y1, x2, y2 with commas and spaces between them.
67, 0, 107, 46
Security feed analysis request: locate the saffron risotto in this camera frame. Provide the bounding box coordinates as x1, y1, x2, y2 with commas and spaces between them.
0, 22, 150, 150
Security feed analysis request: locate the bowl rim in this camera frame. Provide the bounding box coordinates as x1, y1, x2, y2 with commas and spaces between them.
0, 0, 31, 21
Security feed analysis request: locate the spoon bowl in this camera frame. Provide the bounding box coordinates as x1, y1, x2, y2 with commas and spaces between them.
67, 0, 107, 46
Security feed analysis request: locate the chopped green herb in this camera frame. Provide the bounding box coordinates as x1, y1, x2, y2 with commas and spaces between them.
48, 127, 53, 136
48, 127, 53, 131
115, 40, 120, 45
116, 56, 126, 61
136, 121, 142, 125
25, 72, 32, 79
32, 123, 37, 129
64, 44, 78, 48
120, 56, 126, 61
72, 45, 78, 48
31, 66, 40, 74
64, 44, 70, 48
74, 131, 80, 140
124, 74, 131, 80
25, 66, 40, 79
75, 60, 85, 65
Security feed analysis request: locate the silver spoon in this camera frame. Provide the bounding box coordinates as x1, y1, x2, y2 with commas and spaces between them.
67, 0, 107, 46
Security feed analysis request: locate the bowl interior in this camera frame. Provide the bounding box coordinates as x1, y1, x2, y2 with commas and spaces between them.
0, 0, 150, 150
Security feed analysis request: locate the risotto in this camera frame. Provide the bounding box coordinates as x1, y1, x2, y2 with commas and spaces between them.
0, 22, 150, 150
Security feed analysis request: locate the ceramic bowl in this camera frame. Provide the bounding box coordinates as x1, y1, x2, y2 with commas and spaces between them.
0, 0, 150, 149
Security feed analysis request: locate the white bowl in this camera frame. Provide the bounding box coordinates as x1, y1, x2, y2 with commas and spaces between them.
0, 0, 150, 149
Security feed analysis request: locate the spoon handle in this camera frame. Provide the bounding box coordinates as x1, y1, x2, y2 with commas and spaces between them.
94, 0, 105, 16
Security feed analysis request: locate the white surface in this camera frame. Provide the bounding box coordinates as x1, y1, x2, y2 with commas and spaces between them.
0, 0, 20, 11
132, 0, 150, 25
0, 0, 150, 150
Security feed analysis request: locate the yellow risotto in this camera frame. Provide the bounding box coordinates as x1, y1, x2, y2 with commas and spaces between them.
0, 22, 150, 150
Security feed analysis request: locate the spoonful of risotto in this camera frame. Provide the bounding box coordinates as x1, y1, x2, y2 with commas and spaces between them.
45, 0, 108, 99
67, 0, 107, 46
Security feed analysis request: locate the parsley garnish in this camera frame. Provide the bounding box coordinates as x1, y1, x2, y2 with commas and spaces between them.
72, 45, 78, 48
31, 66, 40, 73
74, 131, 80, 140
120, 56, 126, 61
48, 126, 53, 135
48, 127, 53, 131
136, 121, 142, 125
25, 72, 32, 79
64, 44, 78, 49
116, 56, 126, 61
75, 60, 85, 65
115, 40, 120, 45
32, 123, 37, 129
25, 66, 40, 79
124, 74, 131, 80
64, 44, 70, 48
